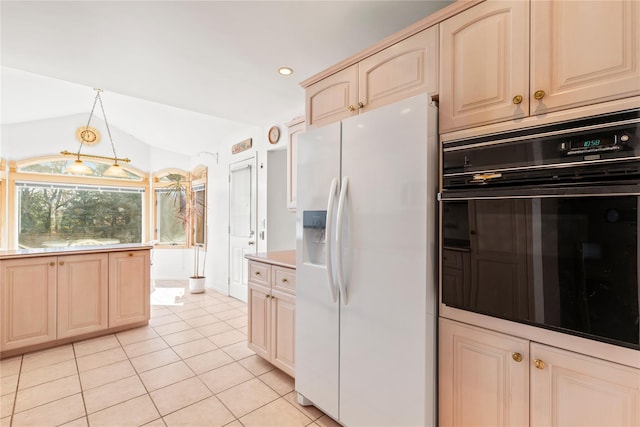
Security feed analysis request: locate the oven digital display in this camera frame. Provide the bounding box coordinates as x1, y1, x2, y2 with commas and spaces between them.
569, 136, 613, 149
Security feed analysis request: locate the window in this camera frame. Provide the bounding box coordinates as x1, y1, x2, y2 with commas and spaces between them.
10, 156, 147, 249
16, 182, 143, 248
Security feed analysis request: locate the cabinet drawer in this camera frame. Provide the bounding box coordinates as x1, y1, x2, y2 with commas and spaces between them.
249, 262, 271, 286
273, 267, 296, 294
442, 249, 463, 269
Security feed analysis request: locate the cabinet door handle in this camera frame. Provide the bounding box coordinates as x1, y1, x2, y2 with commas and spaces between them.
512, 352, 523, 362
255, 271, 261, 276
281, 278, 288, 283
59, 261, 65, 266
534, 359, 545, 369
358, 102, 364, 110
50, 261, 56, 267
534, 90, 545, 100
348, 105, 356, 112
512, 95, 523, 104
128, 253, 134, 257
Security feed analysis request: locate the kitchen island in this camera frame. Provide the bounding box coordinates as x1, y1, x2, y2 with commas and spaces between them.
245, 250, 296, 377
1, 244, 151, 358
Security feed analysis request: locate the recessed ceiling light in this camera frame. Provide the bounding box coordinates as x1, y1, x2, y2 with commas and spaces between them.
278, 67, 293, 76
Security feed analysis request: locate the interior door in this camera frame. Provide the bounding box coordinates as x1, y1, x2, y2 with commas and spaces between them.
229, 157, 257, 302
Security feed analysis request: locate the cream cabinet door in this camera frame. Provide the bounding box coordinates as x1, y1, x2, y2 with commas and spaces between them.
531, 1, 640, 115
247, 282, 270, 360
359, 26, 438, 112
286, 118, 305, 211
270, 288, 295, 377
57, 253, 109, 339
439, 0, 529, 133
439, 318, 529, 427
108, 250, 150, 328
530, 342, 640, 427
305, 65, 358, 129
1, 257, 57, 351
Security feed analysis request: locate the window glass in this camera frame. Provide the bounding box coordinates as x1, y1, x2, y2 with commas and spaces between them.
156, 188, 187, 245
19, 160, 142, 180
193, 184, 206, 245
16, 182, 143, 249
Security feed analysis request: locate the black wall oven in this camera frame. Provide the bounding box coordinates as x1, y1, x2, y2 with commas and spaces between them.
440, 109, 640, 350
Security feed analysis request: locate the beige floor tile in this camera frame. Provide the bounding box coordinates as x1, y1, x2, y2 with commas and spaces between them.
130, 348, 181, 373
204, 303, 234, 314
184, 349, 234, 375
316, 414, 342, 427
116, 326, 160, 346
88, 394, 160, 426
0, 357, 22, 378
11, 393, 85, 426
239, 355, 275, 376
14, 375, 81, 413
217, 377, 279, 418
195, 321, 234, 337
162, 396, 235, 427
83, 375, 146, 414
149, 313, 182, 328
72, 334, 120, 357
224, 316, 246, 329
214, 309, 245, 321
79, 360, 136, 391
220, 341, 255, 361
149, 377, 212, 416
0, 374, 18, 396
123, 337, 169, 358
208, 330, 246, 347
199, 362, 254, 394
238, 326, 248, 335
153, 320, 192, 336
18, 358, 77, 390
59, 415, 89, 426
0, 417, 10, 427
283, 392, 325, 421
223, 421, 243, 427
141, 418, 168, 427
259, 369, 295, 396
76, 347, 128, 372
20, 345, 74, 373
176, 307, 209, 320
172, 338, 218, 359
162, 328, 205, 346
138, 361, 195, 391
0, 392, 15, 419
240, 397, 312, 427
184, 314, 219, 328
150, 306, 172, 318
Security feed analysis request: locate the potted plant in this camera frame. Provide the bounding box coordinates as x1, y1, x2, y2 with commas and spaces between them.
164, 172, 207, 293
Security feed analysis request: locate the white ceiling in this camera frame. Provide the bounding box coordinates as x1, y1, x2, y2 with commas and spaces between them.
1, 0, 453, 154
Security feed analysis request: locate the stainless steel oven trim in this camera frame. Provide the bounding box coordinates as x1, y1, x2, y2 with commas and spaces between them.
440, 184, 640, 200
442, 117, 640, 151
443, 155, 640, 178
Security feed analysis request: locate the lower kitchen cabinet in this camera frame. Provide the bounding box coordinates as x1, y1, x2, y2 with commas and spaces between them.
439, 318, 640, 427
1, 256, 58, 351
0, 247, 150, 356
108, 250, 150, 327
247, 260, 296, 377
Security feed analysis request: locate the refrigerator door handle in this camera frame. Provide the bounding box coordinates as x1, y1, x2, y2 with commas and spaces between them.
325, 178, 339, 303
336, 176, 349, 306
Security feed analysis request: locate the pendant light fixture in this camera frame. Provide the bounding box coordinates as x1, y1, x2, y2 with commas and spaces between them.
62, 88, 130, 177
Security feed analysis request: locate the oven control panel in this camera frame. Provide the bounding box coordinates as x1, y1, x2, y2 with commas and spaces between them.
561, 131, 633, 156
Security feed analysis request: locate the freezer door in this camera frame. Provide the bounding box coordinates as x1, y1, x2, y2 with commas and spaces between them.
295, 121, 341, 419
338, 94, 438, 426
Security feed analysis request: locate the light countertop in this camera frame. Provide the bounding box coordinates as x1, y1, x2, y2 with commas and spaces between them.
245, 250, 296, 269
0, 244, 153, 260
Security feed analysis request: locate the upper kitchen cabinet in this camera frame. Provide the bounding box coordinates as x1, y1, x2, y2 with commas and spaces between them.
286, 117, 305, 211
305, 26, 438, 129
439, 0, 640, 134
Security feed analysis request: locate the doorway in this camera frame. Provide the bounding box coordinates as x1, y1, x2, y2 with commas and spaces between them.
228, 157, 257, 302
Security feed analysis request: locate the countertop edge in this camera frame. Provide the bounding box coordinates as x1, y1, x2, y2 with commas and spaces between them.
0, 244, 153, 260
245, 250, 296, 269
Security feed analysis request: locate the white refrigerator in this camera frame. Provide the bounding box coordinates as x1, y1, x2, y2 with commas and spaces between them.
295, 94, 438, 426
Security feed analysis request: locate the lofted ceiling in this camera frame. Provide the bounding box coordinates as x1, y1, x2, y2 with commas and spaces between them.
1, 0, 453, 154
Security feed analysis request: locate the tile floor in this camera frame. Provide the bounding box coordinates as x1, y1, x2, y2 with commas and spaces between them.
0, 281, 339, 427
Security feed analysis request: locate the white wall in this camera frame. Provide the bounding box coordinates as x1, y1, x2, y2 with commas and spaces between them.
267, 148, 296, 251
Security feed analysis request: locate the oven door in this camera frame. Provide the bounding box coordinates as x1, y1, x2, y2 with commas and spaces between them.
440, 182, 640, 350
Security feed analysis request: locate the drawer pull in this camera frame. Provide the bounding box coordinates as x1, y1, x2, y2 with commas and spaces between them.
255, 271, 261, 276
128, 253, 134, 257
281, 278, 288, 283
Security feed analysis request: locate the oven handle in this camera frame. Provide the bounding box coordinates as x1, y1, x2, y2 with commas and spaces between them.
439, 181, 640, 200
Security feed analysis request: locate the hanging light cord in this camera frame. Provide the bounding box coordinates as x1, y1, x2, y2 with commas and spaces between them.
96, 90, 119, 161
77, 89, 101, 157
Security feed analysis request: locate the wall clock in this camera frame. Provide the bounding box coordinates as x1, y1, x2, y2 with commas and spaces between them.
76, 126, 101, 145
268, 126, 280, 144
